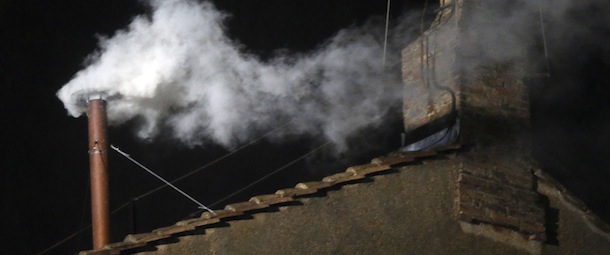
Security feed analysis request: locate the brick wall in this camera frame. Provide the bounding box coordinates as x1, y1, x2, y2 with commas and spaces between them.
401, 1, 460, 143
457, 162, 546, 241
401, 0, 532, 148
460, 62, 530, 121
401, 0, 545, 246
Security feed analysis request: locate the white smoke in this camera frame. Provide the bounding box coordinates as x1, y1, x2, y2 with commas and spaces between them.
57, 0, 410, 150
456, 0, 610, 73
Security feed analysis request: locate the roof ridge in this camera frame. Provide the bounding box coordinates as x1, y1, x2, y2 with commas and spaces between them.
533, 168, 610, 234
78, 144, 461, 255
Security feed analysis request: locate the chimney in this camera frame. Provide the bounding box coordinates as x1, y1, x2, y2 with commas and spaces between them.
401, 0, 540, 165
87, 97, 111, 248
400, 1, 550, 242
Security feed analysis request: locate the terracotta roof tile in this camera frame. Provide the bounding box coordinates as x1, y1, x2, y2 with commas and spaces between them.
79, 143, 610, 255
322, 171, 365, 184
346, 163, 391, 176
370, 154, 415, 166
295, 181, 333, 190
153, 224, 196, 236
275, 187, 317, 197
175, 217, 221, 227
79, 146, 468, 255
225, 201, 269, 212
402, 149, 438, 158
201, 209, 243, 220
123, 232, 170, 243
79, 240, 148, 255
249, 193, 294, 205
104, 241, 147, 251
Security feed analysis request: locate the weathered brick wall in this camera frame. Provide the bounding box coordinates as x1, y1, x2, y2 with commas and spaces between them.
401, 0, 460, 143
457, 162, 546, 241
401, 0, 532, 148
456, 0, 535, 163
402, 0, 544, 248
456, 0, 532, 135
460, 62, 530, 121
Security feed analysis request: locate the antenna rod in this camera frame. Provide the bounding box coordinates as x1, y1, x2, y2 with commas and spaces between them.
87, 98, 111, 249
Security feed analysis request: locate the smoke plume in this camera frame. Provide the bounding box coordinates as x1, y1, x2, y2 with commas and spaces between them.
57, 0, 411, 150
456, 0, 609, 74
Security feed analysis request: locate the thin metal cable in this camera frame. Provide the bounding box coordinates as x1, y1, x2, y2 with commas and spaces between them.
36, 201, 133, 255
382, 0, 391, 67
135, 121, 293, 200
538, 3, 551, 76
111, 145, 216, 215
210, 141, 332, 207
35, 226, 90, 255
42, 139, 331, 255
36, 122, 293, 255
420, 0, 430, 88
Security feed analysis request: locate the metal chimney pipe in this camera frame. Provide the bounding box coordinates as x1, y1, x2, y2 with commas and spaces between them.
87, 98, 111, 249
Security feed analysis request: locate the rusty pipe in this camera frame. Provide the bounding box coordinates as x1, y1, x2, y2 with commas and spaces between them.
87, 98, 111, 249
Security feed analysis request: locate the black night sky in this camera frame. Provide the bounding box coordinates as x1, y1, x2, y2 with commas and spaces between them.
0, 1, 608, 255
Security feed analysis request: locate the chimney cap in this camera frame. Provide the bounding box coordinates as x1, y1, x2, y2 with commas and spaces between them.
71, 90, 122, 108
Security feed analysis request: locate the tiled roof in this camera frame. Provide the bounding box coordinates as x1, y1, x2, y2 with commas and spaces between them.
78, 143, 461, 255
78, 142, 610, 255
